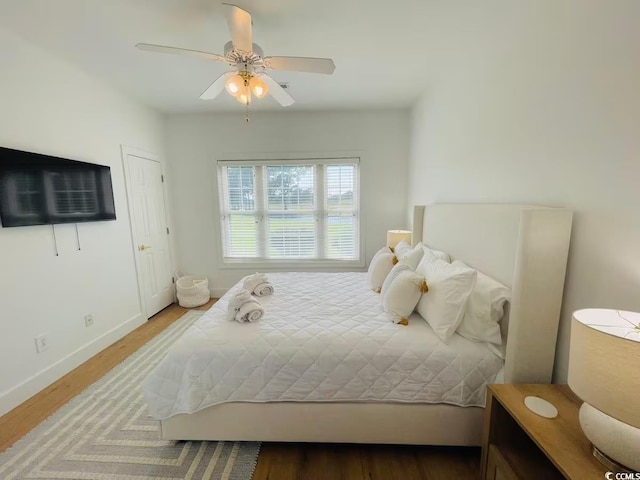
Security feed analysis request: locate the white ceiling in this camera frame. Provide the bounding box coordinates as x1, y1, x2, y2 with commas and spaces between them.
0, 0, 441, 113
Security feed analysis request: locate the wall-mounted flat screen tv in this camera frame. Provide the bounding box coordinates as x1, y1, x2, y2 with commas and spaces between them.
0, 146, 116, 227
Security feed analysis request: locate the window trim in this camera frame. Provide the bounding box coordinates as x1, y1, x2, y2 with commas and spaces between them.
215, 152, 364, 269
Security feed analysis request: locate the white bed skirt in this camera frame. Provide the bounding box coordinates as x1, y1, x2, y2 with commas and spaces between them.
159, 402, 485, 446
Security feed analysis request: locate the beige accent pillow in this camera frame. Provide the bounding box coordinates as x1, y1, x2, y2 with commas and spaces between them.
367, 251, 397, 291
416, 257, 477, 342
371, 246, 393, 263
380, 263, 412, 298
382, 270, 425, 325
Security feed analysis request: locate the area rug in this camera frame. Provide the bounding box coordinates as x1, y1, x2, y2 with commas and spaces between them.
0, 310, 261, 480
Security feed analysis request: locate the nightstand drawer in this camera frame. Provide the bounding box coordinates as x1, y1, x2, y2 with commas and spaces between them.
486, 445, 518, 480
486, 443, 563, 480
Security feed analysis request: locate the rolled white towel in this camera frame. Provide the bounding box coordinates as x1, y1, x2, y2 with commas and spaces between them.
243, 273, 274, 296
226, 289, 254, 322
252, 282, 274, 297
235, 300, 265, 323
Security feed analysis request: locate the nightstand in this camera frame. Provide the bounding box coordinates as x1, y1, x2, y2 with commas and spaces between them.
480, 384, 609, 480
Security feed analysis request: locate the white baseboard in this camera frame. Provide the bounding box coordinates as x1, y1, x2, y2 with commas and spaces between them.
0, 312, 146, 417
210, 288, 229, 299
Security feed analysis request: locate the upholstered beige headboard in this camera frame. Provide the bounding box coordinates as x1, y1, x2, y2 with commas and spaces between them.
412, 204, 573, 384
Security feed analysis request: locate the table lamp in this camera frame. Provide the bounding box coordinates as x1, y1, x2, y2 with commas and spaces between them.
386, 230, 411, 249
567, 309, 640, 471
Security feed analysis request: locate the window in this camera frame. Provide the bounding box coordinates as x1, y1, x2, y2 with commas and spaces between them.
218, 158, 360, 264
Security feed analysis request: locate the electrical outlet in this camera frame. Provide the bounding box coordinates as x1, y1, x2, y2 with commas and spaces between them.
84, 314, 94, 327
35, 334, 49, 353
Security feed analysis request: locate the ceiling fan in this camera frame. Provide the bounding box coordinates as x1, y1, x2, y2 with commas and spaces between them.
136, 3, 335, 110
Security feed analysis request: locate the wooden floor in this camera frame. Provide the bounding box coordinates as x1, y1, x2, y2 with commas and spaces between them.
0, 301, 481, 480
253, 443, 480, 480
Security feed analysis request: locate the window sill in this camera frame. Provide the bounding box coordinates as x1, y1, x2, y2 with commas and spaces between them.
219, 258, 365, 270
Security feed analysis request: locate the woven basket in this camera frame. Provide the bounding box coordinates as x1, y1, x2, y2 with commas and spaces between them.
176, 273, 210, 308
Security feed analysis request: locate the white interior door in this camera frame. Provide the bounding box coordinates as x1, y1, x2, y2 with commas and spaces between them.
126, 154, 174, 317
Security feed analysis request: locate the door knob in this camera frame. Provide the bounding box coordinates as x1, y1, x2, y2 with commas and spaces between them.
138, 244, 152, 251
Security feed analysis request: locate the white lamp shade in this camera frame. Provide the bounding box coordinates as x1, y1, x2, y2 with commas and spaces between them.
568, 309, 640, 429
386, 230, 411, 248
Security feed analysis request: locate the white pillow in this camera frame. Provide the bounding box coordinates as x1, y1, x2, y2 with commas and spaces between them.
416, 258, 477, 343
382, 270, 426, 325
421, 244, 451, 263
392, 240, 412, 257
395, 244, 424, 270
453, 261, 510, 345
380, 262, 412, 298
416, 247, 448, 273
368, 251, 396, 292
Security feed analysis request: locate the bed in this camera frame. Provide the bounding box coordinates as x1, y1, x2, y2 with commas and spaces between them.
145, 204, 573, 446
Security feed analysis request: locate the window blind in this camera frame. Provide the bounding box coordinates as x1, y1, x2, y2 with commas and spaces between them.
325, 164, 359, 260
218, 158, 359, 262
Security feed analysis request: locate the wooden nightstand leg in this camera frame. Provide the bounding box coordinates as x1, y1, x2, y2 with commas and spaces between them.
480, 388, 496, 479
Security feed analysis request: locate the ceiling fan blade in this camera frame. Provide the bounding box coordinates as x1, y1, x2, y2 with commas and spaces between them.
221, 3, 253, 53
260, 74, 295, 107
263, 56, 336, 75
200, 71, 236, 100
136, 43, 226, 63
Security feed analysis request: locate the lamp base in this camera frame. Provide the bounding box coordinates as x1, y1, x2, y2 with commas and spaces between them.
592, 445, 634, 474
579, 402, 640, 472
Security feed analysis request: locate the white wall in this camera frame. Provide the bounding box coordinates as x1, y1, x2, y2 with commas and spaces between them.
165, 110, 410, 294
0, 28, 165, 415
407, 1, 640, 382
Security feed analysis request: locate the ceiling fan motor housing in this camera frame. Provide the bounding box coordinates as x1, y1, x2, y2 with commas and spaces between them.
224, 41, 264, 69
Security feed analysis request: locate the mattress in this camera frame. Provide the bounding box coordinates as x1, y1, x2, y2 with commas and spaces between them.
143, 272, 504, 420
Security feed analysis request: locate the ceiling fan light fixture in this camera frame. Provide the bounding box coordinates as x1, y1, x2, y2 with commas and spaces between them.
225, 74, 244, 97
137, 3, 332, 113
235, 84, 251, 105
249, 76, 269, 99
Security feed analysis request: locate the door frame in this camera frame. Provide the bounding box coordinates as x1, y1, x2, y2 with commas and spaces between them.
121, 145, 175, 319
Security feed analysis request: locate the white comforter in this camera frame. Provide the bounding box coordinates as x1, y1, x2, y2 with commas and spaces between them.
144, 272, 504, 420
